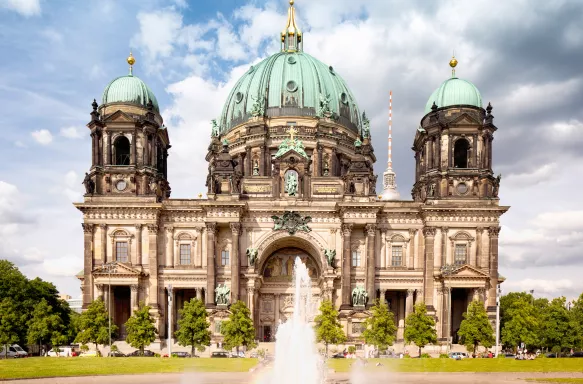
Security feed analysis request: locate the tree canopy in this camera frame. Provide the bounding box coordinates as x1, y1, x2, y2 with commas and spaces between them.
174, 299, 211, 357
220, 301, 256, 354
314, 300, 346, 356
74, 298, 117, 352
404, 303, 437, 356
27, 299, 64, 352
362, 299, 397, 351
0, 298, 20, 358
457, 300, 494, 354
125, 304, 157, 355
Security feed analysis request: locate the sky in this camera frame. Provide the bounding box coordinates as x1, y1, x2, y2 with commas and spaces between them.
1, 0, 582, 301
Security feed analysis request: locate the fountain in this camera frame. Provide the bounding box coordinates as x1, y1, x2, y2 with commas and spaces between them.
261, 256, 324, 384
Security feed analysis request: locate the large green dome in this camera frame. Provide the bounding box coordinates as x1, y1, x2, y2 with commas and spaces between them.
424, 77, 482, 114
102, 74, 159, 112
218, 51, 362, 134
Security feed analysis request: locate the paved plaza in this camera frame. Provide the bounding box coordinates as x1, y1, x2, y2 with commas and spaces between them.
5, 372, 583, 384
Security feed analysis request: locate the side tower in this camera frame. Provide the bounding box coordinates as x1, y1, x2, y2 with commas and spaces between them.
412, 57, 499, 202
84, 53, 171, 202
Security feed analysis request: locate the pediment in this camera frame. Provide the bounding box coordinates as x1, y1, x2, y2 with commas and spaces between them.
277, 149, 308, 162
104, 110, 135, 123
449, 113, 480, 126
92, 262, 142, 276
450, 265, 489, 278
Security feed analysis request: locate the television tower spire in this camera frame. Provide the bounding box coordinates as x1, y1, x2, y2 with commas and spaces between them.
380, 90, 401, 200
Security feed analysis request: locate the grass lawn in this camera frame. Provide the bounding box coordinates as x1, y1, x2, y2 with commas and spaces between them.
0, 357, 258, 379
528, 380, 583, 384
327, 358, 583, 373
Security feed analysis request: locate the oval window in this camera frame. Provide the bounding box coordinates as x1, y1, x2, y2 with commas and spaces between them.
340, 92, 348, 104
287, 56, 297, 64
286, 80, 298, 93
456, 182, 469, 195
235, 92, 244, 103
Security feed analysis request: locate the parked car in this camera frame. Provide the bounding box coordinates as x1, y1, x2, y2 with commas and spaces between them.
211, 351, 229, 358
449, 352, 468, 360
0, 345, 27, 358
331, 353, 345, 358
108, 351, 126, 357
128, 350, 156, 357
545, 353, 558, 358
46, 347, 77, 357
172, 352, 191, 358
503, 353, 516, 358
570, 352, 583, 358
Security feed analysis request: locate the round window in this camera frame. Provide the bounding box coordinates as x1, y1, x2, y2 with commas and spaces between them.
286, 80, 298, 92
456, 182, 468, 195
235, 92, 244, 103
340, 92, 348, 104
287, 56, 297, 64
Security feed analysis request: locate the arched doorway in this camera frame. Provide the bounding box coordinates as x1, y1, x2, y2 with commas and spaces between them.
257, 247, 321, 341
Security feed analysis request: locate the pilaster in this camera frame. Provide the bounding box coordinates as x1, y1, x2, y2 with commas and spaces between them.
341, 223, 353, 308
365, 224, 376, 303
135, 224, 142, 265
230, 223, 241, 303
147, 224, 159, 309
423, 227, 436, 309
487, 226, 500, 307
82, 223, 94, 309
206, 222, 217, 307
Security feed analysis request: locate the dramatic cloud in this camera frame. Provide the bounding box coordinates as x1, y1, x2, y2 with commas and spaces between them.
31, 129, 53, 145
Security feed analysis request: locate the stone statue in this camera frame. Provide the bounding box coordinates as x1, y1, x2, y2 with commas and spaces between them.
286, 171, 298, 196
428, 182, 436, 197
361, 111, 371, 138
324, 249, 336, 268
352, 285, 368, 307
215, 284, 230, 305
250, 95, 265, 117
82, 172, 95, 195
369, 174, 377, 195
246, 248, 258, 267
317, 93, 332, 117
253, 159, 259, 176
271, 211, 312, 235
211, 119, 220, 137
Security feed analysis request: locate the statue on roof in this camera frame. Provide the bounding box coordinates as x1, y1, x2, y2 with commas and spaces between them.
317, 93, 332, 118
361, 111, 371, 138
211, 119, 220, 137
250, 95, 265, 118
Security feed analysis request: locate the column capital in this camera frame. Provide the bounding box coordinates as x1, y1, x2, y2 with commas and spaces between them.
206, 222, 218, 235
82, 223, 94, 233
488, 226, 501, 238
440, 226, 449, 235
99, 223, 107, 229
317, 143, 324, 152
147, 224, 159, 234
365, 224, 377, 237
476, 227, 485, 234
341, 223, 353, 236
230, 222, 242, 235
96, 284, 104, 291
130, 284, 139, 292
407, 289, 415, 297
135, 224, 143, 230
423, 227, 436, 237
165, 226, 174, 234
408, 228, 418, 236
330, 228, 338, 234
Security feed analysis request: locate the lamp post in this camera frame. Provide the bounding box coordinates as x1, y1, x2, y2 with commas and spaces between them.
167, 285, 173, 358
440, 263, 457, 353
103, 262, 117, 355
495, 285, 501, 357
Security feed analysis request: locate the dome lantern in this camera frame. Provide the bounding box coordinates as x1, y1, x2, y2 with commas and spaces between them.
281, 0, 302, 52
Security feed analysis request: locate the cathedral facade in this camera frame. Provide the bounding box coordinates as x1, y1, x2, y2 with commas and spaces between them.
76, 1, 508, 348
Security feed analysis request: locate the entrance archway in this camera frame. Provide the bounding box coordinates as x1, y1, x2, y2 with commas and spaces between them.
257, 247, 321, 341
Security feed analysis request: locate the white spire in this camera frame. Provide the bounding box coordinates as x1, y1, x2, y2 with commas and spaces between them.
380, 90, 401, 201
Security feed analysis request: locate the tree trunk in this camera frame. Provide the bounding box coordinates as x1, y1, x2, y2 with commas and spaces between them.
418, 346, 421, 357
191, 345, 195, 357
326, 343, 328, 358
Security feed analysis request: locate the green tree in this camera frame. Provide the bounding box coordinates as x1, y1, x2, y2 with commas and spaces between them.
221, 301, 257, 354
404, 303, 437, 356
27, 299, 63, 353
74, 298, 117, 353
457, 300, 495, 354
540, 297, 575, 355
174, 299, 211, 357
570, 293, 583, 350
51, 332, 69, 356
362, 299, 397, 352
314, 300, 346, 356
501, 296, 540, 351
0, 298, 20, 359
125, 304, 157, 355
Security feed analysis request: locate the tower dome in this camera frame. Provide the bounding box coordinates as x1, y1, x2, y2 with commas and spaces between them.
424, 57, 482, 114
101, 53, 159, 112
216, 1, 361, 135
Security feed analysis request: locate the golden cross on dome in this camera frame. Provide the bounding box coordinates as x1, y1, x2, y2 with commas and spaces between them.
288, 126, 298, 141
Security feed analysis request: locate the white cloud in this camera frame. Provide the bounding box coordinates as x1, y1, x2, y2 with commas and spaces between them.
41, 28, 63, 43
60, 126, 83, 139
505, 278, 575, 297
0, 0, 40, 16
31, 129, 53, 145
132, 9, 183, 62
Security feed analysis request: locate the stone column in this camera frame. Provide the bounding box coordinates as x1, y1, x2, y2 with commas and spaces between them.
341, 223, 353, 307
365, 224, 376, 303
206, 223, 217, 306
104, 131, 111, 165
423, 227, 436, 309
317, 144, 323, 177
475, 228, 483, 268
230, 223, 241, 303
405, 289, 414, 317
408, 229, 417, 269
134, 224, 142, 265
99, 224, 107, 263
130, 284, 139, 312
441, 286, 450, 340
195, 229, 203, 267
380, 229, 387, 268
469, 237, 477, 266
147, 224, 159, 309
440, 227, 448, 267
245, 146, 252, 176
82, 223, 94, 309
274, 294, 280, 326
331, 148, 337, 177
166, 227, 174, 268
259, 145, 265, 176
247, 287, 255, 317
397, 292, 405, 340
415, 289, 424, 306
487, 226, 501, 307
96, 284, 104, 301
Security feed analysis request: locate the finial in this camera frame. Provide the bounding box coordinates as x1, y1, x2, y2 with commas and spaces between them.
288, 126, 298, 141
92, 99, 98, 112
290, 0, 294, 4
281, 0, 302, 52
127, 51, 135, 75
449, 53, 458, 78
486, 102, 493, 114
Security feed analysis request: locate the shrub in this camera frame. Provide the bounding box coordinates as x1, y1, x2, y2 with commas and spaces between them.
256, 348, 266, 359
154, 353, 161, 357
420, 353, 431, 358
496, 353, 506, 358
439, 353, 449, 358
348, 346, 356, 354
80, 344, 89, 353
403, 354, 411, 359
110, 345, 119, 352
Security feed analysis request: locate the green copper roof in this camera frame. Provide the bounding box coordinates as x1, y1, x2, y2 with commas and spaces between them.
424, 77, 482, 114
102, 74, 159, 112
218, 52, 362, 134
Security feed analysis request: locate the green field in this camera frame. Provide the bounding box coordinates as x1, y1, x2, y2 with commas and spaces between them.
529, 380, 583, 384
0, 357, 258, 379
327, 358, 583, 373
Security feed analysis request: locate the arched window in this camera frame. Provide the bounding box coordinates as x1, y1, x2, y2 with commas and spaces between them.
453, 138, 470, 168
113, 136, 130, 165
